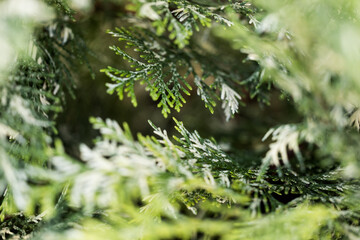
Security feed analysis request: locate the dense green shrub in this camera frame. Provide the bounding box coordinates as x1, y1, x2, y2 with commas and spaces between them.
1, 0, 360, 239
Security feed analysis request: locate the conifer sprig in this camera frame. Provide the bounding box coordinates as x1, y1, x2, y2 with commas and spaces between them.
134, 0, 254, 48
102, 27, 246, 118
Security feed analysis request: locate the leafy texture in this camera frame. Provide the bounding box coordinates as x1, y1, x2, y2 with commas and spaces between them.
0, 0, 90, 221
134, 0, 253, 48
102, 27, 243, 119
1, 0, 360, 239
28, 118, 359, 239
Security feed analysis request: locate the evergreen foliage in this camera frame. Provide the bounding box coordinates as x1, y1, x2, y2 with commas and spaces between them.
1, 0, 360, 239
